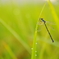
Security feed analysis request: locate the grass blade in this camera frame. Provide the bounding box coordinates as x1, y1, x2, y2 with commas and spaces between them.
3, 41, 17, 59
31, 2, 46, 59
0, 19, 30, 54
47, 0, 59, 30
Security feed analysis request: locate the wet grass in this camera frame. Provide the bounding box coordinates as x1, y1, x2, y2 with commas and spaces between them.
0, 0, 59, 59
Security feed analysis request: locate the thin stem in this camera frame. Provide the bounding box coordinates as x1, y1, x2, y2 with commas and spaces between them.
31, 2, 47, 59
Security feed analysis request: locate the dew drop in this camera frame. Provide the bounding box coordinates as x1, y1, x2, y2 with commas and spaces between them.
36, 43, 38, 44
31, 48, 33, 50
35, 54, 37, 56
35, 51, 37, 52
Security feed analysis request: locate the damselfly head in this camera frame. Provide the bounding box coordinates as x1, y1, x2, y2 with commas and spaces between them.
40, 18, 43, 20
39, 18, 43, 21
39, 18, 46, 23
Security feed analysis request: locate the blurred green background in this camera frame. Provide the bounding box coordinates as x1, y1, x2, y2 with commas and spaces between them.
0, 0, 59, 59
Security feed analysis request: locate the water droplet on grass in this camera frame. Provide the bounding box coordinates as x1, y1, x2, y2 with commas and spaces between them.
36, 43, 38, 44
35, 54, 37, 56
35, 51, 37, 52
31, 48, 33, 50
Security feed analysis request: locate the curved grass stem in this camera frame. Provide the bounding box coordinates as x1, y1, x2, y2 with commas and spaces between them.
31, 2, 47, 59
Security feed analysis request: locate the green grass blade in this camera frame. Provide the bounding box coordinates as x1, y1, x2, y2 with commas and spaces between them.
3, 41, 17, 59
31, 2, 46, 59
0, 19, 31, 54
47, 0, 59, 30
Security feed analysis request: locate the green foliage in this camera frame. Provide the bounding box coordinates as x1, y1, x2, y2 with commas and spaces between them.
0, 1, 59, 59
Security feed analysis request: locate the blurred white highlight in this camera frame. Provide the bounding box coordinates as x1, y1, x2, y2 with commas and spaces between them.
45, 0, 57, 3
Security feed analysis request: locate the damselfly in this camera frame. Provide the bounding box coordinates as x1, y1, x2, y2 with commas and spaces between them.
39, 18, 54, 42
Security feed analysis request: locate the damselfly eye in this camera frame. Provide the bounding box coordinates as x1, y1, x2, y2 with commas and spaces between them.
39, 18, 43, 22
